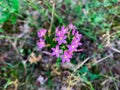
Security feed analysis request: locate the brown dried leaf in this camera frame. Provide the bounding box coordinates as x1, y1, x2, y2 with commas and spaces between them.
51, 64, 61, 76
29, 53, 41, 64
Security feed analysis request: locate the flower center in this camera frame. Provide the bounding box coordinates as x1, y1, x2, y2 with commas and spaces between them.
64, 55, 67, 59
72, 45, 74, 48
60, 37, 63, 40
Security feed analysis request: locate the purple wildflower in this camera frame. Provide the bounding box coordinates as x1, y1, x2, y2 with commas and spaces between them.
55, 27, 61, 36
61, 26, 68, 34
72, 29, 76, 35
67, 44, 78, 52
62, 50, 72, 63
37, 29, 47, 38
51, 45, 62, 57
56, 35, 67, 45
71, 37, 82, 46
75, 31, 82, 39
68, 23, 76, 30
37, 39, 46, 49
68, 35, 82, 52
55, 26, 68, 36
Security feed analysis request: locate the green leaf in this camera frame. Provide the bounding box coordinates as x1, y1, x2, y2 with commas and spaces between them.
89, 72, 100, 81
9, 8, 16, 14
0, 28, 4, 33
79, 66, 89, 74
112, 0, 118, 3
7, 0, 19, 11
56, 58, 61, 67
11, 16, 17, 24
0, 13, 10, 24
0, 0, 19, 24
47, 79, 53, 88
98, 44, 104, 50
94, 16, 103, 23
79, 66, 100, 81
82, 75, 89, 83
104, 0, 112, 7
4, 79, 12, 89
5, 62, 14, 68
75, 5, 82, 14
83, 31, 96, 41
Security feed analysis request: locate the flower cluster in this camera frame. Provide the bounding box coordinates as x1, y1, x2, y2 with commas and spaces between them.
37, 29, 47, 49
37, 23, 83, 63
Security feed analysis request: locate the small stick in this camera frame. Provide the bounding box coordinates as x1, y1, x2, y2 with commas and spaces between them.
108, 46, 120, 53
73, 57, 90, 73
92, 54, 113, 66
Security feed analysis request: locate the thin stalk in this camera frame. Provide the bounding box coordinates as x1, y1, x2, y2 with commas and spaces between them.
48, 0, 55, 36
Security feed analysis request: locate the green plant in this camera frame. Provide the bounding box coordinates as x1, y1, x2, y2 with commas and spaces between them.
0, 0, 19, 24
37, 24, 83, 63
79, 66, 101, 81
68, 0, 119, 40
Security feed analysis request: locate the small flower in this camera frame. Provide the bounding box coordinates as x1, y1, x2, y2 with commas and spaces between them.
75, 31, 82, 39
61, 26, 68, 34
37, 39, 46, 49
68, 44, 77, 52
51, 45, 62, 57
69, 23, 76, 30
56, 35, 67, 45
37, 29, 47, 38
71, 37, 82, 46
55, 27, 62, 36
62, 50, 72, 63
68, 35, 82, 52
72, 29, 76, 35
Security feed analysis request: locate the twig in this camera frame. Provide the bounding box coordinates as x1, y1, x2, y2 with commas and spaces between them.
108, 46, 120, 53
67, 57, 93, 89
42, 51, 52, 56
92, 54, 113, 66
73, 57, 90, 73
8, 39, 24, 61
9, 39, 19, 55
